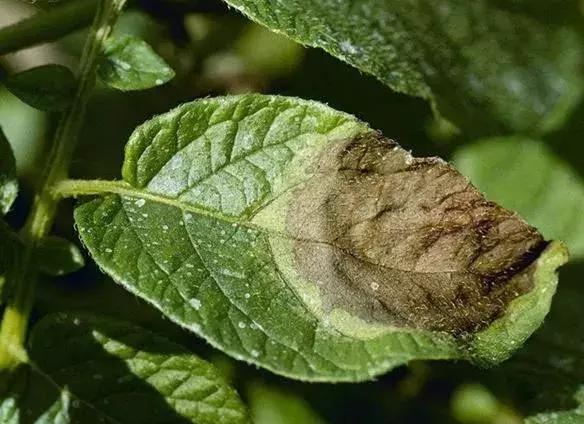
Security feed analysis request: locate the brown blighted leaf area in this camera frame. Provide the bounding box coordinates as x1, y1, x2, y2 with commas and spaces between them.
286, 134, 547, 334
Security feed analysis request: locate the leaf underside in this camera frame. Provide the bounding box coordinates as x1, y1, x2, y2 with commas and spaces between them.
221, 0, 584, 135
0, 312, 249, 424
74, 94, 567, 381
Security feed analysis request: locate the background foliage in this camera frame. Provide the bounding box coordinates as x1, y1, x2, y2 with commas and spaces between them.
0, 0, 583, 422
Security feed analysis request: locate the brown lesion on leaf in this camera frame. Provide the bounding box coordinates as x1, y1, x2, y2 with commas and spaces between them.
286, 133, 547, 334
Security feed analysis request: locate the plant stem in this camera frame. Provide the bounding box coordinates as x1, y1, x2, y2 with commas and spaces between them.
0, 0, 127, 370
0, 0, 98, 56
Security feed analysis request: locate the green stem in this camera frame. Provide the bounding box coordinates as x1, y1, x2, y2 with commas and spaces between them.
0, 0, 127, 370
0, 0, 98, 56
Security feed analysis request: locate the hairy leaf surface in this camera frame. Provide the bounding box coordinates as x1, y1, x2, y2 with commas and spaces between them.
0, 312, 249, 423
454, 138, 584, 260
73, 95, 567, 381
2, 65, 76, 112
0, 127, 17, 215
98, 35, 175, 91
221, 0, 583, 134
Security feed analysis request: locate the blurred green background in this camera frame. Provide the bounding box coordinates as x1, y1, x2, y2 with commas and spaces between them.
1, 1, 583, 422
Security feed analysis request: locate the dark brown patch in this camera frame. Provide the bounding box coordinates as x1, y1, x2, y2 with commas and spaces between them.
285, 133, 545, 334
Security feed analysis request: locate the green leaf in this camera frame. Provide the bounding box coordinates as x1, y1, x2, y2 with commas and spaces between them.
72, 94, 567, 381
453, 137, 584, 260
98, 34, 175, 91
221, 0, 583, 135
249, 383, 326, 424
35, 236, 85, 276
0, 127, 17, 215
2, 65, 76, 112
0, 312, 249, 423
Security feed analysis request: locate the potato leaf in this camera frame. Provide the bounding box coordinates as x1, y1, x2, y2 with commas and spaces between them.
35, 236, 85, 276
73, 94, 568, 381
453, 138, 584, 260
221, 0, 584, 135
0, 127, 17, 215
0, 312, 249, 423
98, 35, 175, 91
2, 65, 76, 112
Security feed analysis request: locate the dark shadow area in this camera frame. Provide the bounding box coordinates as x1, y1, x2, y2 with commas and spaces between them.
483, 259, 584, 414
428, 259, 584, 417
232, 343, 456, 424
33, 264, 211, 357
545, 99, 584, 181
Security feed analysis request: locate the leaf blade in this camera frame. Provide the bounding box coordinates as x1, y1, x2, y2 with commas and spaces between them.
221, 0, 584, 134
35, 236, 85, 276
2, 65, 76, 112
74, 94, 567, 381
0, 127, 17, 215
98, 35, 175, 91
0, 312, 249, 424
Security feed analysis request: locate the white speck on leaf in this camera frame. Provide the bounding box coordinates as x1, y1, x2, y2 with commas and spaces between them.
340, 39, 358, 55
189, 298, 202, 310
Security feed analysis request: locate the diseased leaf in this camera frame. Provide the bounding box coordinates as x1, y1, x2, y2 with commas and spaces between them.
453, 137, 584, 260
221, 0, 584, 135
98, 34, 175, 91
2, 65, 76, 112
249, 383, 326, 424
73, 94, 568, 381
0, 312, 249, 424
35, 236, 85, 276
0, 127, 17, 215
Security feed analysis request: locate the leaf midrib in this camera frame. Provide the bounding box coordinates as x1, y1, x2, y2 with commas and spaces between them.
59, 179, 491, 276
